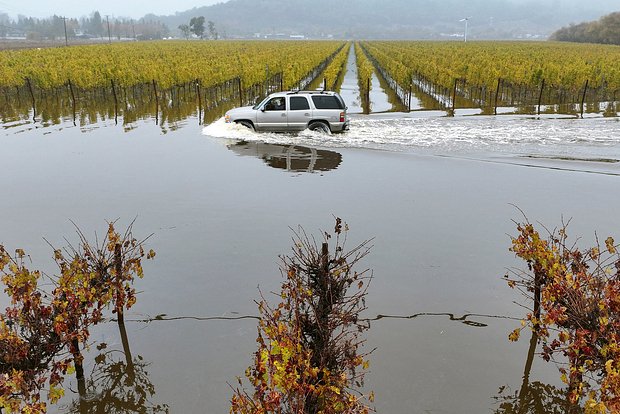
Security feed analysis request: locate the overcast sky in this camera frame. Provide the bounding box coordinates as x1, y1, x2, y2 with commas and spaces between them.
0, 0, 221, 19
2, 0, 618, 20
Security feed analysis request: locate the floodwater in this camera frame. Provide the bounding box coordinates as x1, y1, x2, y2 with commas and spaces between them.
2, 51, 620, 414
339, 45, 363, 114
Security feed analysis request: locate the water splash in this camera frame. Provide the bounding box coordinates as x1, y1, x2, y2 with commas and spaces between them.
203, 114, 620, 160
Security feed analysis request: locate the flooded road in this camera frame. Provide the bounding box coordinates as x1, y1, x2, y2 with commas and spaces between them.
2, 108, 620, 413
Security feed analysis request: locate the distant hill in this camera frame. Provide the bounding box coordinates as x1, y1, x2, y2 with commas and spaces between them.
146, 0, 619, 40
550, 11, 620, 45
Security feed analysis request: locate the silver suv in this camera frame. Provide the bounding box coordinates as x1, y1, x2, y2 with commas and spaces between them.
224, 90, 349, 133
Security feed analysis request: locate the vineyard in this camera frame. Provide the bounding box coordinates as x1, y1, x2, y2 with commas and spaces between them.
317, 43, 350, 91
361, 41, 620, 114
0, 40, 345, 90
2, 40, 620, 125
0, 40, 347, 126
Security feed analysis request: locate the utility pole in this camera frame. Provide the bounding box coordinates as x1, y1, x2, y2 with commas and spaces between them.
106, 15, 111, 43
62, 16, 68, 46
131, 20, 136, 39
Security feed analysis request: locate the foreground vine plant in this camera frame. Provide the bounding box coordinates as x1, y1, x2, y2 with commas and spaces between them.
506, 218, 620, 413
0, 221, 154, 413
231, 218, 374, 414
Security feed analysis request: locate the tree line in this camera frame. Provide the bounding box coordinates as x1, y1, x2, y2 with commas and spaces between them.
551, 11, 620, 45
0, 11, 170, 41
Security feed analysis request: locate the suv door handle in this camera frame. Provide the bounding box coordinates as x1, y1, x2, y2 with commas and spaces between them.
304, 113, 310, 116
281, 113, 286, 117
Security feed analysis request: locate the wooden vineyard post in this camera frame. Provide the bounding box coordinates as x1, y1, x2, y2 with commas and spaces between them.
533, 269, 541, 331
580, 79, 589, 118
451, 78, 458, 116
323, 78, 327, 91
111, 79, 119, 124
365, 78, 371, 114
67, 79, 77, 126
279, 73, 283, 92
494, 78, 501, 115
238, 77, 243, 107
25, 77, 36, 121
114, 243, 125, 327
152, 79, 159, 125
196, 80, 202, 125
408, 82, 412, 112
537, 79, 545, 116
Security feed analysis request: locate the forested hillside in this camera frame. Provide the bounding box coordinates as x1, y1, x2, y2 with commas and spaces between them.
151, 0, 616, 39
551, 12, 620, 45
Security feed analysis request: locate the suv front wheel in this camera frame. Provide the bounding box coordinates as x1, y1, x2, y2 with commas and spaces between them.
308, 121, 331, 134
236, 120, 255, 131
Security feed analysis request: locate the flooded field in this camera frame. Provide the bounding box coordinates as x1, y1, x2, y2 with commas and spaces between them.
3, 106, 620, 413
2, 47, 620, 414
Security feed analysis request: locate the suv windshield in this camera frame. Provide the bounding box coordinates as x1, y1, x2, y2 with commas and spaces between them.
311, 95, 345, 110
253, 96, 270, 110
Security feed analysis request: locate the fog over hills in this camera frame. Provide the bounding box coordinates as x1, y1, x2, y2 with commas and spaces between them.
148, 0, 619, 39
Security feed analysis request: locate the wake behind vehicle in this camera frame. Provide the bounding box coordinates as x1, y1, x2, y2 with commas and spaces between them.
224, 90, 349, 133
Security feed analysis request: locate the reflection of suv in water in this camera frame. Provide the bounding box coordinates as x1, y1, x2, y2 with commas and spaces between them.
224, 90, 349, 133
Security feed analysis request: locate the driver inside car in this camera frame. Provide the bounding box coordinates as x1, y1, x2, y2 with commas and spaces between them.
266, 97, 285, 111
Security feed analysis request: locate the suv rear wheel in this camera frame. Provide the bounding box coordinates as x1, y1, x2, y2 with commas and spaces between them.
308, 121, 331, 134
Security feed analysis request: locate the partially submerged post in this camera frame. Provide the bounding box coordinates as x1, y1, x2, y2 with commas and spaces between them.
537, 79, 545, 116
494, 78, 501, 115
408, 82, 412, 112
580, 79, 589, 118
67, 79, 77, 126
450, 78, 458, 116
238, 77, 243, 107
152, 79, 159, 125
365, 77, 371, 114
111, 79, 119, 125
25, 77, 36, 121
196, 80, 202, 125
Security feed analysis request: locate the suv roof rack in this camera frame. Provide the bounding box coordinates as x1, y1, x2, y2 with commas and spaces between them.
285, 90, 333, 95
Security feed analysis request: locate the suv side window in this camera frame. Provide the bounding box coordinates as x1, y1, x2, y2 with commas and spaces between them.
289, 96, 310, 111
311, 95, 344, 110
264, 97, 286, 111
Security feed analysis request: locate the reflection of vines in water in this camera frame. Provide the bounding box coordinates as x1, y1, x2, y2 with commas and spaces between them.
495, 382, 576, 414
66, 322, 169, 414
493, 331, 581, 414
67, 350, 169, 414
128, 311, 519, 328
1, 73, 284, 132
